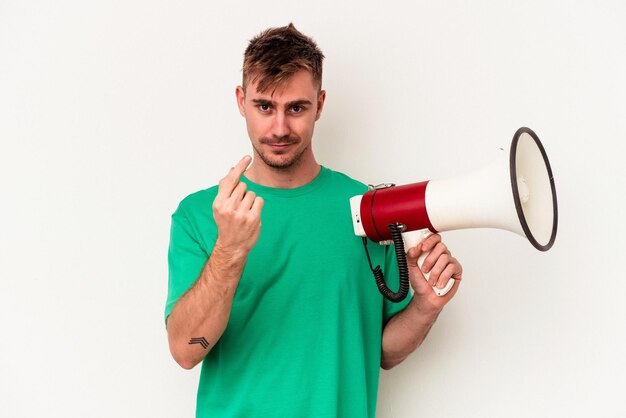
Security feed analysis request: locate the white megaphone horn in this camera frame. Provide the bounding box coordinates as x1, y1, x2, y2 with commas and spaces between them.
350, 127, 558, 301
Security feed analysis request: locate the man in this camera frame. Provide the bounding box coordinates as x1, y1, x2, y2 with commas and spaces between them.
165, 23, 463, 417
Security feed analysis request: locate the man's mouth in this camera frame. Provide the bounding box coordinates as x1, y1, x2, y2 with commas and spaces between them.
262, 140, 298, 152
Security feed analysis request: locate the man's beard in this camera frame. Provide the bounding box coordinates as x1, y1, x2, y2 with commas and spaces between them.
253, 137, 308, 170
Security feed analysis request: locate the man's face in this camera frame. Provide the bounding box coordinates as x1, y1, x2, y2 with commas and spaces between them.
236, 70, 326, 170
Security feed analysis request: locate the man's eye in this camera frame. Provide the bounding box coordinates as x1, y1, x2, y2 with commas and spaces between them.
259, 104, 270, 111
291, 105, 303, 113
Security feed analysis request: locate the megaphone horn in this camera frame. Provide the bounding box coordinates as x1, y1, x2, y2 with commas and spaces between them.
350, 127, 558, 301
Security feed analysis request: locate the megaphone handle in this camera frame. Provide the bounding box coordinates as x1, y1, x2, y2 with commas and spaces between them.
401, 230, 455, 297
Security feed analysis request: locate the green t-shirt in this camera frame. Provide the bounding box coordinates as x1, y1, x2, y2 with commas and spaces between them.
166, 167, 410, 418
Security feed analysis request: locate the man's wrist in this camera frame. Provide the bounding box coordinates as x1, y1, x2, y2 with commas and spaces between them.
200, 239, 249, 291
213, 238, 250, 264
408, 296, 442, 321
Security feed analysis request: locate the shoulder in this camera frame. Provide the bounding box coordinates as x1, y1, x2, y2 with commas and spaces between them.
173, 185, 219, 218
323, 167, 369, 194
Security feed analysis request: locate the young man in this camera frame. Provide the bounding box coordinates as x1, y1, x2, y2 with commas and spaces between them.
165, 23, 462, 417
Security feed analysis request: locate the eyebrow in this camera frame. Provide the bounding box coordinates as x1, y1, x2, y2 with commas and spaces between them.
251, 99, 313, 107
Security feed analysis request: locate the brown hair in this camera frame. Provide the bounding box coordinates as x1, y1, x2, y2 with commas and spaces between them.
242, 23, 324, 93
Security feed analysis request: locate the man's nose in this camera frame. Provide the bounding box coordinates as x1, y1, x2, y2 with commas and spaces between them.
271, 113, 290, 139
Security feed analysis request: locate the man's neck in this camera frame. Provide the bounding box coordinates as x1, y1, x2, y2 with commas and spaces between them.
245, 157, 321, 189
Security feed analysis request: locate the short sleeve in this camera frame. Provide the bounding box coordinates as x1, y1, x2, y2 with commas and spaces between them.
382, 244, 412, 324
164, 204, 209, 324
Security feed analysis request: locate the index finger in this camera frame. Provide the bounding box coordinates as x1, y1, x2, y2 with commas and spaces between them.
229, 155, 252, 179
217, 155, 252, 197
406, 243, 423, 263
420, 233, 442, 252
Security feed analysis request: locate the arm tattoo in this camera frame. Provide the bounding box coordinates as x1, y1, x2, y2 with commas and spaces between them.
188, 337, 209, 349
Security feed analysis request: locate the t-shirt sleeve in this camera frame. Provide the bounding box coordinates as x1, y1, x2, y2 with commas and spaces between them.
164, 203, 210, 324
382, 244, 412, 323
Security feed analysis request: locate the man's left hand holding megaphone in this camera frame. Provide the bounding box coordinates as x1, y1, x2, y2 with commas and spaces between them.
405, 233, 463, 310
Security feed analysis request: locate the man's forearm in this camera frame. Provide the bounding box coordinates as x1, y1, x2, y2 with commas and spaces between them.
166, 242, 247, 369
380, 298, 441, 370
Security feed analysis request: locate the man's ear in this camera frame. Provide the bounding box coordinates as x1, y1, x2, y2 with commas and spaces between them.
315, 90, 326, 121
235, 86, 246, 116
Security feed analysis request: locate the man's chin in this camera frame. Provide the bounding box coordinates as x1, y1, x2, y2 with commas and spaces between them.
258, 152, 300, 170
263, 158, 297, 169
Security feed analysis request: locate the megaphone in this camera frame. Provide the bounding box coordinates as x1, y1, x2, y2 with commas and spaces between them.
350, 127, 558, 302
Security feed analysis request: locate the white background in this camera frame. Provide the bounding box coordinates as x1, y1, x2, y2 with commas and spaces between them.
1, 1, 625, 417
